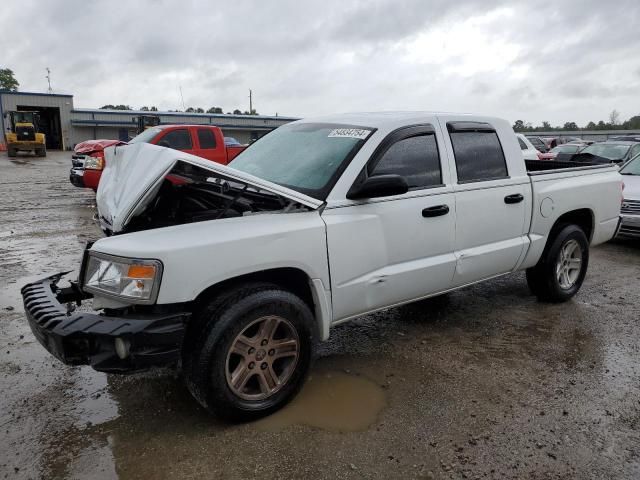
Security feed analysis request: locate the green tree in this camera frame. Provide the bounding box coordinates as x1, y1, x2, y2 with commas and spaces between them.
232, 109, 242, 115
150, 106, 158, 111
0, 68, 19, 91
622, 115, 640, 129
585, 121, 597, 129
102, 104, 132, 110
512, 120, 525, 131
139, 106, 149, 111
207, 107, 223, 114
195, 107, 204, 113
541, 121, 551, 130
563, 122, 578, 130
609, 109, 620, 126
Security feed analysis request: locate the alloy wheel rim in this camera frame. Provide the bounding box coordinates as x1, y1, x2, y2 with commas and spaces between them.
556, 239, 582, 289
225, 315, 299, 401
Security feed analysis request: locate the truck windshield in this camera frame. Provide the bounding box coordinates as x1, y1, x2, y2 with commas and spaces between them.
229, 122, 374, 199
128, 127, 161, 144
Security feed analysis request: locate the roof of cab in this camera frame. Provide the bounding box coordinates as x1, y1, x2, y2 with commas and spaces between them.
293, 111, 504, 131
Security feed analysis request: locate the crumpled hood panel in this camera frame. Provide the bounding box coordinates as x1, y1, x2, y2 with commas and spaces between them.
96, 143, 322, 234
74, 139, 125, 154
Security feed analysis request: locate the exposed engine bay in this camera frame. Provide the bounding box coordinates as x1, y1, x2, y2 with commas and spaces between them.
119, 161, 312, 234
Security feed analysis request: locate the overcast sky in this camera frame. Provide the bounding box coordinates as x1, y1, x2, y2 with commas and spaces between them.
2, 0, 639, 126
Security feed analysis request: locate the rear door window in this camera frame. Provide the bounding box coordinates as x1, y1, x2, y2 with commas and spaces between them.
197, 129, 217, 149
448, 123, 508, 183
159, 129, 193, 150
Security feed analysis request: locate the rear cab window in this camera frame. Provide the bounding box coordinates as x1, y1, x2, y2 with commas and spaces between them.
447, 122, 508, 183
158, 129, 193, 150
197, 129, 217, 149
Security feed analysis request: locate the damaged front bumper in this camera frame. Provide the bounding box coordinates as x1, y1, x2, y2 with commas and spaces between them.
21, 273, 189, 373
69, 168, 85, 188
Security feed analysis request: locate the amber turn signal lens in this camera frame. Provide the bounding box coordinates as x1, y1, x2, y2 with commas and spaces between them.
127, 264, 156, 279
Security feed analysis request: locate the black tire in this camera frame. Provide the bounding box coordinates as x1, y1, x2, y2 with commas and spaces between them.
526, 224, 589, 302
37, 148, 46, 157
183, 283, 315, 421
7, 148, 17, 157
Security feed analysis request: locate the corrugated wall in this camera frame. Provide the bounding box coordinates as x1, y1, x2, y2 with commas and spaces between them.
0, 92, 74, 149
2, 92, 297, 149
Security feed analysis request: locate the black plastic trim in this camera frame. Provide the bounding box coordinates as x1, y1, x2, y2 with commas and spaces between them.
446, 121, 495, 133
21, 273, 189, 373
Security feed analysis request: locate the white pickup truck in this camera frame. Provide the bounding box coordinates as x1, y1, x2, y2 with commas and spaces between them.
22, 112, 622, 420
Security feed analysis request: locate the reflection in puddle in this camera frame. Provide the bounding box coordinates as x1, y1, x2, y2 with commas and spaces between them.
256, 371, 386, 432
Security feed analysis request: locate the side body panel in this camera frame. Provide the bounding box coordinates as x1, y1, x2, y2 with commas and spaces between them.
520, 167, 622, 269
436, 115, 532, 286
323, 189, 457, 321
91, 211, 331, 305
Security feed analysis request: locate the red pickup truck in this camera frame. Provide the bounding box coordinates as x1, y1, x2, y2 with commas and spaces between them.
70, 125, 246, 191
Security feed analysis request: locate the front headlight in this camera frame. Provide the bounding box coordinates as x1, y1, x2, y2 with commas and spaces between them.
84, 156, 104, 170
83, 252, 163, 304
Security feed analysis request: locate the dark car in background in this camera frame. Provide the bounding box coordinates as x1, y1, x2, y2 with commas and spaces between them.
562, 141, 640, 165
538, 143, 586, 160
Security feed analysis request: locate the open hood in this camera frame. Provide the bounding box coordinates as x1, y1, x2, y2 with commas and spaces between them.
96, 143, 322, 234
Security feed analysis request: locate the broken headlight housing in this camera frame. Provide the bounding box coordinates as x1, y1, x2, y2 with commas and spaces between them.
83, 252, 163, 304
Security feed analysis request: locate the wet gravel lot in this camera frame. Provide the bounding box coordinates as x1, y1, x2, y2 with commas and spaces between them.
1, 151, 639, 479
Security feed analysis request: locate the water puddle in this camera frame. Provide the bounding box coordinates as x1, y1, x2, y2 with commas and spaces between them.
256, 370, 386, 432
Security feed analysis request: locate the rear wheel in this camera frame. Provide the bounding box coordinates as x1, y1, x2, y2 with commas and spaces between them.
183, 284, 315, 421
526, 224, 589, 302
7, 147, 17, 157
36, 148, 46, 157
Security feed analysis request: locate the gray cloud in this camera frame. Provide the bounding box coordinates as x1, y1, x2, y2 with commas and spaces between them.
1, 0, 639, 125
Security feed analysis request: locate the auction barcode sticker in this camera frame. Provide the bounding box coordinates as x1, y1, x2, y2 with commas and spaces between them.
328, 128, 370, 139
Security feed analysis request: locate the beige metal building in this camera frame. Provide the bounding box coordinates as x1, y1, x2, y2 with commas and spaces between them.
1, 91, 297, 150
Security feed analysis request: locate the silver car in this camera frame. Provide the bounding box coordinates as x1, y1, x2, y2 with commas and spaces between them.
619, 154, 640, 238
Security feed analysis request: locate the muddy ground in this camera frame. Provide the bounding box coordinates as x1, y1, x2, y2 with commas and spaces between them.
1, 151, 639, 479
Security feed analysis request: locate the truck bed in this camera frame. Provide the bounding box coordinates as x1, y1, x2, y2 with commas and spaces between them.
525, 159, 614, 175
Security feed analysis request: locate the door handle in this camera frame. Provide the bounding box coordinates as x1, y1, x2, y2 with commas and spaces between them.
504, 193, 524, 204
422, 204, 450, 218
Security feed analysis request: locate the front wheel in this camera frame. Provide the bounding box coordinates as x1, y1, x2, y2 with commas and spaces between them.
183, 284, 315, 421
526, 224, 589, 302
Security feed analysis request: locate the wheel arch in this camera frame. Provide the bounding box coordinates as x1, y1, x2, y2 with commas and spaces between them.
549, 208, 594, 244
192, 267, 330, 340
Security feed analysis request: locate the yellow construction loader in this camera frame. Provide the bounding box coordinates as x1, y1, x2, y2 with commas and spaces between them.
4, 111, 46, 157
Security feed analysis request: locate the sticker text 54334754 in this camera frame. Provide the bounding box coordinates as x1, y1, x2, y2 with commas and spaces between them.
327, 128, 371, 140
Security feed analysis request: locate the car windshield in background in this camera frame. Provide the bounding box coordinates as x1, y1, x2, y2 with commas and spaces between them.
580, 143, 630, 160
620, 156, 640, 175
229, 122, 374, 199
552, 144, 581, 153
128, 127, 161, 144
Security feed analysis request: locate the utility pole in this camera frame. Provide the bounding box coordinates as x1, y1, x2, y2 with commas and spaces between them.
249, 89, 253, 114
179, 85, 186, 111
46, 67, 52, 93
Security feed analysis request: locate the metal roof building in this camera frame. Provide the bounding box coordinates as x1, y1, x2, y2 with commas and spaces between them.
1, 91, 298, 150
